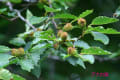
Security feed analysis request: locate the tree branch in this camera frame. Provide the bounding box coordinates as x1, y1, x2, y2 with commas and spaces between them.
6, 2, 36, 31
48, 0, 58, 34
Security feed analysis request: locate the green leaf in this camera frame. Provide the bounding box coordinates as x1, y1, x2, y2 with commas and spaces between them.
26, 10, 33, 31
13, 74, 26, 80
10, 0, 22, 3
86, 26, 120, 34
0, 45, 11, 53
9, 38, 26, 46
30, 43, 47, 53
29, 16, 47, 24
91, 16, 119, 25
76, 58, 86, 69
26, 9, 33, 20
53, 13, 77, 19
19, 59, 34, 72
31, 53, 40, 66
71, 10, 93, 23
114, 6, 120, 17
0, 54, 13, 68
34, 29, 56, 40
80, 55, 95, 64
74, 40, 90, 49
44, 5, 61, 12
67, 57, 86, 69
81, 47, 111, 55
0, 69, 13, 80
79, 10, 93, 18
32, 65, 41, 78
0, 8, 7, 14
91, 31, 109, 45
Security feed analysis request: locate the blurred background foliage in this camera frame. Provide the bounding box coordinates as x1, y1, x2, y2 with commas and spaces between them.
0, 0, 120, 80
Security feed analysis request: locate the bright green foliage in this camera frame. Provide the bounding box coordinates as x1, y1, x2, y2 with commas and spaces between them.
0, 8, 7, 14
86, 26, 120, 34
44, 5, 61, 12
81, 47, 111, 55
91, 16, 119, 25
9, 0, 22, 3
53, 13, 77, 19
79, 10, 93, 18
0, 45, 11, 53
12, 74, 26, 80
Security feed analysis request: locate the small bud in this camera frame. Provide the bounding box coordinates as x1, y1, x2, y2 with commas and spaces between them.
67, 47, 77, 55
57, 30, 63, 37
60, 32, 68, 41
63, 23, 73, 31
77, 18, 86, 27
53, 43, 59, 50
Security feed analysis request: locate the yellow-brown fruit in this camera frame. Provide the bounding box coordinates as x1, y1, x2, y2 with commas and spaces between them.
11, 48, 19, 57
63, 23, 73, 31
37, 28, 42, 31
29, 31, 34, 37
67, 47, 77, 55
11, 48, 25, 57
60, 32, 68, 41
18, 48, 25, 56
57, 30, 63, 37
53, 43, 59, 50
77, 18, 86, 27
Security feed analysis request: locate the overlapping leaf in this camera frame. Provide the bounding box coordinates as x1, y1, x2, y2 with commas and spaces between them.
91, 31, 109, 45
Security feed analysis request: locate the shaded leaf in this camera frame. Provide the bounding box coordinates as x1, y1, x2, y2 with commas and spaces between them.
91, 31, 109, 45
74, 40, 90, 49
32, 65, 41, 78
80, 55, 95, 64
19, 59, 34, 72
114, 6, 120, 17
67, 57, 86, 69
9, 38, 26, 46
0, 54, 13, 68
